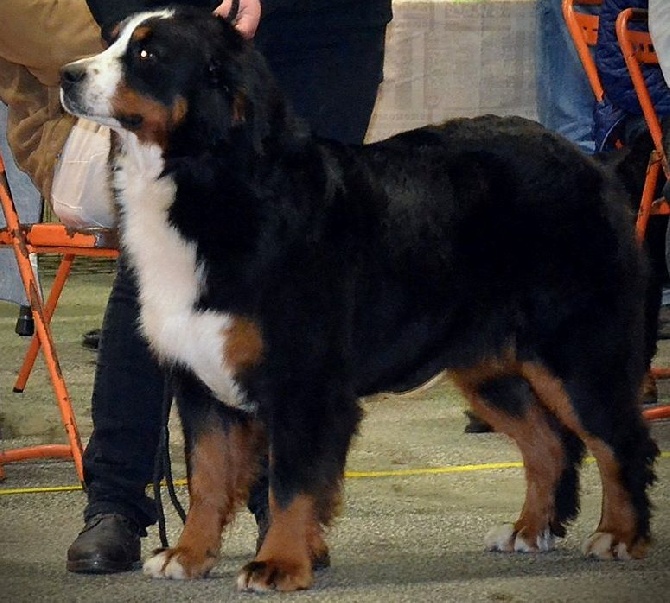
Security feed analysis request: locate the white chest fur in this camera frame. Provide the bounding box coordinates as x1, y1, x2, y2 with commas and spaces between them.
113, 136, 247, 408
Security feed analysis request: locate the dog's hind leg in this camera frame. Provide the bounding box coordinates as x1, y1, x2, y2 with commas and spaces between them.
143, 372, 264, 580
453, 370, 580, 553
520, 362, 658, 560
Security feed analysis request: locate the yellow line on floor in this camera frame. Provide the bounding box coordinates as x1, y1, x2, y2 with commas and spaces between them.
1, 451, 668, 497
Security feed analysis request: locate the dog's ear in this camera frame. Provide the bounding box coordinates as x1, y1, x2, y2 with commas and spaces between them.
186, 82, 235, 148
203, 58, 249, 128
206, 59, 228, 91
170, 13, 284, 158
189, 51, 275, 156
227, 52, 278, 154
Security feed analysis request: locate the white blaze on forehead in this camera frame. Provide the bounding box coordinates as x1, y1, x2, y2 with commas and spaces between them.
96, 7, 177, 68
112, 8, 176, 47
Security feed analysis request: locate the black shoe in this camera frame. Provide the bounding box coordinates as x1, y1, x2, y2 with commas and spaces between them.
81, 328, 101, 351
66, 514, 141, 574
15, 305, 34, 337
464, 410, 493, 434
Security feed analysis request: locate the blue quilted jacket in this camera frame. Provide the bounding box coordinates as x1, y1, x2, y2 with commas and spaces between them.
594, 0, 670, 150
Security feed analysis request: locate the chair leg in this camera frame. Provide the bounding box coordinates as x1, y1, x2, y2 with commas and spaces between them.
0, 316, 84, 483
635, 155, 662, 242
31, 296, 85, 482
637, 160, 670, 422
643, 405, 670, 420
1, 288, 85, 483
0, 445, 75, 468
13, 254, 74, 393
3, 246, 84, 483
647, 368, 670, 420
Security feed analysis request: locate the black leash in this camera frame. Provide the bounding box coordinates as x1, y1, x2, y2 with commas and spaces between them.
152, 371, 187, 549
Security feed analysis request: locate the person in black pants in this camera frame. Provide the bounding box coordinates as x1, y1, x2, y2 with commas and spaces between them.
67, 0, 392, 574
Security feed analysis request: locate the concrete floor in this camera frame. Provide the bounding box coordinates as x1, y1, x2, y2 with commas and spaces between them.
1, 269, 669, 602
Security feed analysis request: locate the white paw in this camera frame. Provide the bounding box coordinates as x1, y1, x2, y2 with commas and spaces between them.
515, 527, 555, 553
143, 550, 188, 579
485, 524, 515, 552
582, 532, 631, 560
485, 524, 556, 553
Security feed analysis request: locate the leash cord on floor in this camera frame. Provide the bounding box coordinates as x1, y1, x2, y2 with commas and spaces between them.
152, 371, 186, 549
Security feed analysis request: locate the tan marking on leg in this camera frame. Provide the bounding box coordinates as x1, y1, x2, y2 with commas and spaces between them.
584, 440, 644, 557
306, 520, 330, 570
144, 420, 264, 579
223, 316, 263, 374
520, 362, 643, 557
308, 480, 343, 570
449, 349, 517, 384
453, 367, 564, 552
237, 493, 317, 591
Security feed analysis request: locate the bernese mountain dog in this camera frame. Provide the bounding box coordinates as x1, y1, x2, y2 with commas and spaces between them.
60, 7, 659, 592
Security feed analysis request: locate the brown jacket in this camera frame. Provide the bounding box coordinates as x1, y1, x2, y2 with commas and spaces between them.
0, 0, 104, 201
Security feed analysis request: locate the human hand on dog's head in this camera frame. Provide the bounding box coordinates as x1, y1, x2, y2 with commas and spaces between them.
214, 0, 261, 39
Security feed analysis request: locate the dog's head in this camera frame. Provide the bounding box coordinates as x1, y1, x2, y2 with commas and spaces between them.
60, 7, 282, 156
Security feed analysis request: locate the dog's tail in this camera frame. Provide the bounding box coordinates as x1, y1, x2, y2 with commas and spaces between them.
593, 131, 656, 209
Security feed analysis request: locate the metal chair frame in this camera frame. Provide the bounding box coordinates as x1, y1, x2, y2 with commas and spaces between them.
0, 149, 118, 482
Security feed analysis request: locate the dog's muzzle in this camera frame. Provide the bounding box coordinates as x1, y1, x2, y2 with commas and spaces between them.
60, 64, 90, 115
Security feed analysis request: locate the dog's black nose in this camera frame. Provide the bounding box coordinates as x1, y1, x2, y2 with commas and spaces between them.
60, 65, 86, 89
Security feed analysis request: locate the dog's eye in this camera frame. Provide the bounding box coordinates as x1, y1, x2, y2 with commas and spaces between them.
139, 48, 154, 61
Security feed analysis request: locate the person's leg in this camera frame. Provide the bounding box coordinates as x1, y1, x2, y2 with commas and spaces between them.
83, 256, 164, 526
535, 0, 596, 153
255, 21, 386, 145
67, 256, 165, 573
0, 102, 42, 307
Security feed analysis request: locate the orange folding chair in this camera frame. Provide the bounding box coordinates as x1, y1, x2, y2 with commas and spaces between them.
563, 0, 605, 104
616, 7, 670, 421
564, 0, 670, 237
616, 8, 670, 242
0, 149, 119, 482
563, 0, 629, 153
563, 0, 670, 421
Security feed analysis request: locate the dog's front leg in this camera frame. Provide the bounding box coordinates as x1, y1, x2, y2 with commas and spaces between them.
237, 385, 362, 592
237, 491, 321, 591
144, 372, 263, 580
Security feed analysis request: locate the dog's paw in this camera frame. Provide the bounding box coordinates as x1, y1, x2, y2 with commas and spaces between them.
485, 524, 516, 552
582, 532, 648, 560
485, 523, 555, 553
143, 547, 216, 579
236, 559, 313, 592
